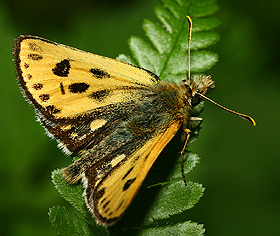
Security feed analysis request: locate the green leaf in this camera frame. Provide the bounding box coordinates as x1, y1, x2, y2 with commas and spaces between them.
143, 152, 204, 225
143, 19, 172, 54
171, 152, 201, 179
138, 221, 205, 236
49, 206, 91, 236
144, 181, 204, 225
154, 4, 180, 34
191, 50, 219, 73
116, 54, 136, 65
129, 36, 164, 75
192, 17, 221, 32
51, 171, 109, 236
123, 0, 219, 82
50, 0, 219, 235
189, 0, 219, 17
51, 169, 87, 215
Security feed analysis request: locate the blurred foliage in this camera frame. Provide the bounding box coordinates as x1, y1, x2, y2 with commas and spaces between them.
0, 0, 279, 236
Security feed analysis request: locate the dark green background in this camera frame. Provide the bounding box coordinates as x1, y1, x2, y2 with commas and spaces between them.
1, 0, 279, 235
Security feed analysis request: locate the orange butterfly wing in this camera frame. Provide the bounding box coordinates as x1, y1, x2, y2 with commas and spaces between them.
84, 120, 182, 225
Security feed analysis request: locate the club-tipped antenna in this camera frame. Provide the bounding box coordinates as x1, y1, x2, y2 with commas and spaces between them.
181, 16, 256, 187
186, 15, 192, 81
198, 93, 256, 126
186, 16, 256, 126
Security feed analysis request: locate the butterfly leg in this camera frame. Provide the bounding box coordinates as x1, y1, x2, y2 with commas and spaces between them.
189, 116, 203, 128
180, 117, 203, 186
181, 128, 191, 186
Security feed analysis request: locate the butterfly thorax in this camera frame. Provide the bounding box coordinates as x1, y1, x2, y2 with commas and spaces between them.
159, 75, 214, 125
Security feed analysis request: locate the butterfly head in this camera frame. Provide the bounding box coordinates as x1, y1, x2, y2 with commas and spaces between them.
181, 75, 215, 107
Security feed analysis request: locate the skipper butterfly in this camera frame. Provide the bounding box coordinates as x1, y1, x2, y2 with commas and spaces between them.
13, 16, 255, 226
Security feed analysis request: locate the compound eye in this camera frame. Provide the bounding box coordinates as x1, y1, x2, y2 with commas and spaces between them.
191, 94, 201, 106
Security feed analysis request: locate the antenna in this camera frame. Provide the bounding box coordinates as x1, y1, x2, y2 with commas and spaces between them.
186, 15, 192, 81
181, 16, 194, 187
185, 16, 256, 126
198, 93, 256, 126
181, 15, 256, 187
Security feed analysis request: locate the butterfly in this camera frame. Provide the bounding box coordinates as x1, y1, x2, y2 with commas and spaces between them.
13, 16, 255, 226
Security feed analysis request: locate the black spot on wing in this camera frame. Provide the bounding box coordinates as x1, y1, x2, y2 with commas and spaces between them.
27, 74, 32, 80
68, 82, 89, 93
102, 200, 110, 209
122, 167, 134, 180
24, 63, 29, 68
100, 198, 106, 204
45, 105, 61, 114
39, 94, 50, 102
116, 200, 124, 211
33, 83, 43, 90
123, 178, 136, 191
28, 42, 41, 51
60, 82, 66, 95
89, 90, 110, 101
52, 59, 70, 77
28, 54, 43, 60
96, 188, 105, 200
90, 68, 110, 79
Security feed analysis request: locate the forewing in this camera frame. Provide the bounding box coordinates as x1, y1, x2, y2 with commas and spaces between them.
13, 36, 160, 153
84, 120, 182, 225
13, 36, 160, 121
